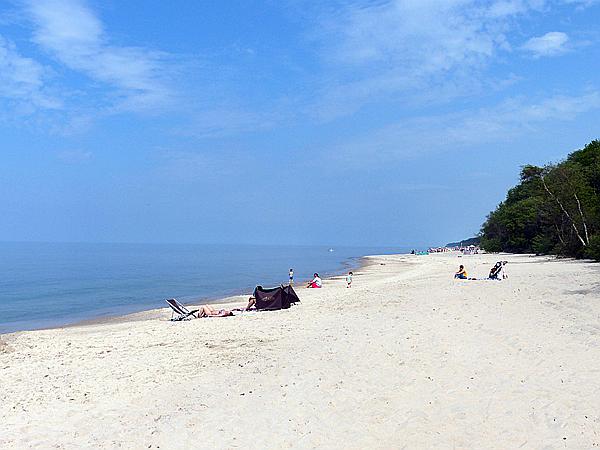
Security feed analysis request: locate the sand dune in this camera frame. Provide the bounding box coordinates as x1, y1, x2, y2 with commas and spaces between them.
1, 253, 600, 449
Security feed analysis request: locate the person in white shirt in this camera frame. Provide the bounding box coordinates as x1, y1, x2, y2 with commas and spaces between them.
307, 273, 322, 288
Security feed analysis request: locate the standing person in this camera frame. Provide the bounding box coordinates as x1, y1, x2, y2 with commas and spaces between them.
307, 273, 322, 288
346, 271, 353, 288
289, 268, 294, 286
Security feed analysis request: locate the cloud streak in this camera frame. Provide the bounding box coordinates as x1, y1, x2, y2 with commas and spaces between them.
26, 0, 174, 111
308, 0, 595, 120
0, 35, 61, 111
521, 31, 570, 57
309, 0, 532, 118
325, 91, 600, 166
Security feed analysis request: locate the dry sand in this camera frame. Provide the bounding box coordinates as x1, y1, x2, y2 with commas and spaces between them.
1, 252, 600, 449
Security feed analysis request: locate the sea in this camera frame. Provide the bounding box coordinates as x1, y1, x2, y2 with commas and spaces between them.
0, 242, 408, 334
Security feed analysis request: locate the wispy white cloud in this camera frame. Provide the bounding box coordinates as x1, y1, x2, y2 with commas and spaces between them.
325, 91, 600, 166
309, 0, 544, 119
561, 0, 600, 7
0, 35, 61, 111
486, 0, 541, 18
322, 1, 502, 67
441, 91, 600, 142
308, 0, 597, 120
1, 0, 268, 136
521, 31, 570, 56
25, 0, 174, 111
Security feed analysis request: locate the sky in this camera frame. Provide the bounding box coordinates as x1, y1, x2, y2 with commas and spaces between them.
1, 0, 599, 247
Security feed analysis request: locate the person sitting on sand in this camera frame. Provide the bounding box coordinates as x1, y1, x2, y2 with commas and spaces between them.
454, 265, 468, 279
198, 305, 234, 317
245, 296, 256, 310
307, 273, 322, 288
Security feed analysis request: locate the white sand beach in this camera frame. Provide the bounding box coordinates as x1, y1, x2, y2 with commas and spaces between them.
1, 252, 600, 449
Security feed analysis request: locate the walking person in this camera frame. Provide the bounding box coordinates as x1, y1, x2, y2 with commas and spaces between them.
346, 271, 353, 288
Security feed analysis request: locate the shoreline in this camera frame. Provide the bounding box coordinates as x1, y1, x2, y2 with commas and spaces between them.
0, 253, 377, 338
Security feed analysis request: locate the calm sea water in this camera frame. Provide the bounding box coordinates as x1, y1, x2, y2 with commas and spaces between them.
0, 242, 407, 334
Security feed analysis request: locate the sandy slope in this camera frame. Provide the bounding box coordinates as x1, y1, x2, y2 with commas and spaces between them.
1, 252, 600, 449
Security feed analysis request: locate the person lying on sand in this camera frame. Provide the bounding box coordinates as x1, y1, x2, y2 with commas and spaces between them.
454, 265, 468, 279
198, 305, 234, 317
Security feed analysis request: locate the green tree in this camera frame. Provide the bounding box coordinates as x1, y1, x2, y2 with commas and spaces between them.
480, 140, 600, 261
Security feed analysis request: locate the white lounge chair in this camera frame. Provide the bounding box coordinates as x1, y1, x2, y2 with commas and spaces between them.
166, 298, 199, 321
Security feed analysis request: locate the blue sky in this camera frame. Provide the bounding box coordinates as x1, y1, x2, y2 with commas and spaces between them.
1, 0, 599, 246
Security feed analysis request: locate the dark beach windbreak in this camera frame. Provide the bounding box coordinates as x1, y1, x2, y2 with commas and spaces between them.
253, 285, 300, 310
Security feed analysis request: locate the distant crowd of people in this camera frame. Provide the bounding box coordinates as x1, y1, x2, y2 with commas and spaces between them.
410, 245, 481, 255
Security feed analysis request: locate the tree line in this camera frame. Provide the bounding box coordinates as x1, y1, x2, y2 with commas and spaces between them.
480, 140, 600, 261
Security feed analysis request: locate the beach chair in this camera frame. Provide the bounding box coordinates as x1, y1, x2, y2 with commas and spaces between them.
489, 261, 508, 280
166, 298, 199, 321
